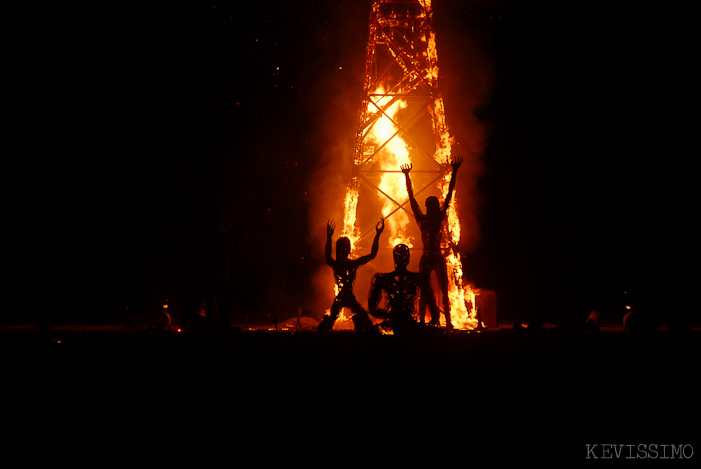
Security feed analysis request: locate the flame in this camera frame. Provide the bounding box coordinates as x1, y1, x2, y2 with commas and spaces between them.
342, 179, 360, 249
442, 168, 477, 330
363, 83, 477, 329
323, 283, 356, 330
366, 86, 414, 248
332, 309, 356, 330
425, 10, 476, 329
333, 0, 478, 330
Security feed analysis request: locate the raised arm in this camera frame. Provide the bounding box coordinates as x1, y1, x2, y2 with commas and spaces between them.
401, 163, 423, 219
357, 217, 385, 265
441, 156, 463, 214
325, 220, 335, 266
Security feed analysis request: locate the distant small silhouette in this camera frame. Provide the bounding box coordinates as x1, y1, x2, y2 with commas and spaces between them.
318, 217, 385, 332
401, 156, 462, 329
368, 244, 439, 335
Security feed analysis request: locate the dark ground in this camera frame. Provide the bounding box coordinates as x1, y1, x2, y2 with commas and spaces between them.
5, 327, 699, 464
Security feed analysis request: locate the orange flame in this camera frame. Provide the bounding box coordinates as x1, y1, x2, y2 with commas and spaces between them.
366, 86, 414, 248
335, 0, 477, 330
342, 180, 360, 249
425, 9, 476, 329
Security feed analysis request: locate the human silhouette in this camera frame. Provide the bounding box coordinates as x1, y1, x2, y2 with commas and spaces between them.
318, 217, 385, 332
368, 244, 440, 335
401, 156, 462, 329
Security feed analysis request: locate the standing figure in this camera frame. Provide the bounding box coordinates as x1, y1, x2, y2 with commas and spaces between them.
368, 244, 439, 335
401, 156, 462, 328
319, 217, 385, 332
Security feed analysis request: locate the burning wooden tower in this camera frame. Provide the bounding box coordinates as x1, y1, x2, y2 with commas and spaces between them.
341, 0, 478, 329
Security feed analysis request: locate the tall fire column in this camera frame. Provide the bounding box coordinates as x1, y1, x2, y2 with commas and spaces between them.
341, 0, 477, 329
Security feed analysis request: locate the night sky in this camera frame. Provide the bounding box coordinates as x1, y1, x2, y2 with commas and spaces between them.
39, 1, 694, 326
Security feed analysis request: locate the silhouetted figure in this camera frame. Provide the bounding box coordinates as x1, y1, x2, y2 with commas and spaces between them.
318, 217, 385, 332
368, 244, 440, 335
401, 156, 462, 329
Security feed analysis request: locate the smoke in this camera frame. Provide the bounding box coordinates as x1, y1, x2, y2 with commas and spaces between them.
434, 2, 496, 255
306, 115, 357, 317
